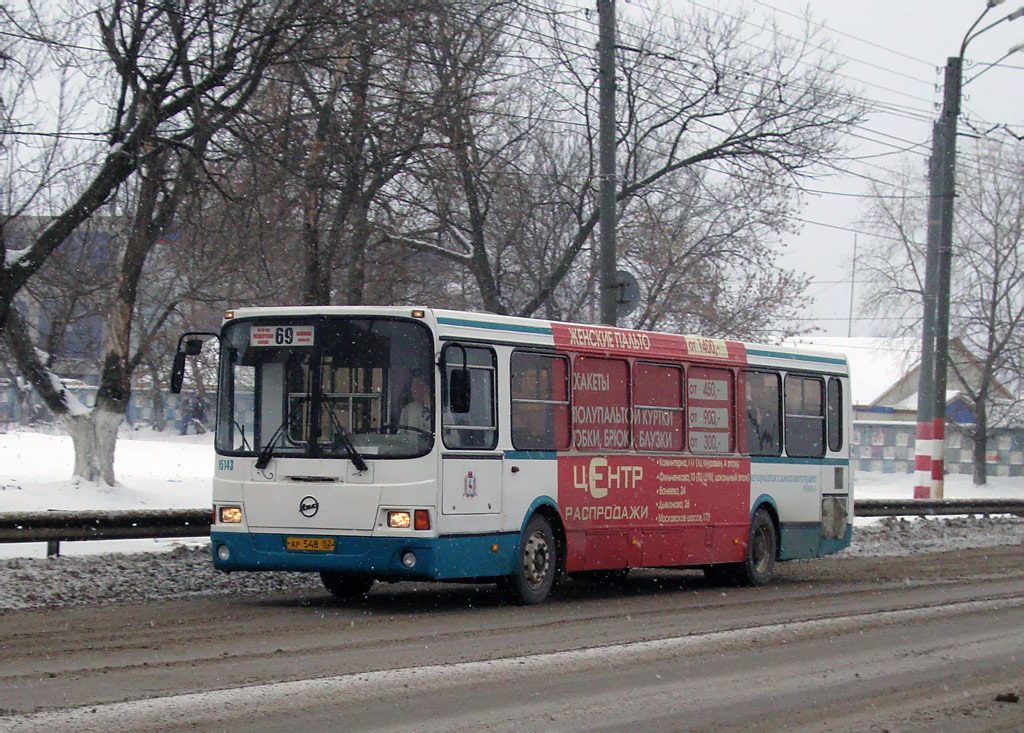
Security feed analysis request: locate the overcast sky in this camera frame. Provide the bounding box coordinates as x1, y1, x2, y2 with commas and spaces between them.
643, 0, 1024, 338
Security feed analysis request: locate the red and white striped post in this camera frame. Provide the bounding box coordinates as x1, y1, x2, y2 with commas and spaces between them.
913, 421, 933, 499
932, 416, 945, 498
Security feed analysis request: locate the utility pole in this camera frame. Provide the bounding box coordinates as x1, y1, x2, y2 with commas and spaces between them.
930, 57, 964, 499
597, 0, 617, 326
916, 60, 964, 501
913, 120, 945, 499
913, 1, 1024, 499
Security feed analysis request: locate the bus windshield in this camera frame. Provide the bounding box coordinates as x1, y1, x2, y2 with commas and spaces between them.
215, 316, 434, 460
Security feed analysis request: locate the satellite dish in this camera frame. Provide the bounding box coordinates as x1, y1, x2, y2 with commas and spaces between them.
614, 270, 640, 319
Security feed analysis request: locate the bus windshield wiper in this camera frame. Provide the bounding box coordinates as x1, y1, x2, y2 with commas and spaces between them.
254, 422, 286, 470
254, 400, 306, 470
327, 410, 369, 473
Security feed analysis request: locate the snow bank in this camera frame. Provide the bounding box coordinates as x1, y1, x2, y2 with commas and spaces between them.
0, 427, 1022, 610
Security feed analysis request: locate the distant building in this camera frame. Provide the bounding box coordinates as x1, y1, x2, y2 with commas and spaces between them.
788, 336, 1022, 475
788, 336, 1012, 425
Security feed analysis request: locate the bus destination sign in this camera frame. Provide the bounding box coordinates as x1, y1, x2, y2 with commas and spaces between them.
250, 325, 315, 347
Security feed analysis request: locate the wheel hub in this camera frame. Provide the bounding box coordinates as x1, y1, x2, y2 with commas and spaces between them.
522, 530, 551, 590
751, 524, 771, 574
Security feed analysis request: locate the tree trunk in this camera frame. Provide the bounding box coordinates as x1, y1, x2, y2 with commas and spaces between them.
66, 408, 123, 485
151, 388, 167, 432
302, 209, 332, 305
345, 202, 370, 305
972, 402, 988, 486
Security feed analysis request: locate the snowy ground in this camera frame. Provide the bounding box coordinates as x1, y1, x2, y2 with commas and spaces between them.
0, 427, 1022, 610
0, 427, 212, 513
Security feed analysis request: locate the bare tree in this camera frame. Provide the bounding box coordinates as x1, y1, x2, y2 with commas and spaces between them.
617, 170, 812, 339
2, 0, 314, 484
388, 3, 861, 327
860, 138, 1024, 484
227, 0, 441, 306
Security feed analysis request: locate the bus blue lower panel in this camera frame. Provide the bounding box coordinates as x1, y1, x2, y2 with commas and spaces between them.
211, 530, 520, 581
779, 523, 853, 560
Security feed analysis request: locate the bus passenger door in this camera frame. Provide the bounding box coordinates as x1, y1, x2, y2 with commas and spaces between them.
440, 344, 501, 520
820, 376, 850, 542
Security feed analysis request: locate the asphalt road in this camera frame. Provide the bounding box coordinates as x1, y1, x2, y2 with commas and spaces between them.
2, 545, 1024, 731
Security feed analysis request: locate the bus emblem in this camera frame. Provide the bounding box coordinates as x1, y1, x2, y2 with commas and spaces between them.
299, 496, 319, 517
464, 471, 477, 498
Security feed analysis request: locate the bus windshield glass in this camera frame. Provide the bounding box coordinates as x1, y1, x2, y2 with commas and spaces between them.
215, 317, 434, 459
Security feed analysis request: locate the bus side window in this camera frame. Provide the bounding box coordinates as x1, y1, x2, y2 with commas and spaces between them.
633, 363, 684, 452
827, 377, 843, 453
510, 351, 570, 451
572, 356, 630, 450
442, 345, 497, 450
785, 375, 825, 458
743, 371, 781, 456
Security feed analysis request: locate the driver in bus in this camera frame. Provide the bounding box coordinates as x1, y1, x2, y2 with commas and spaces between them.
400, 373, 432, 433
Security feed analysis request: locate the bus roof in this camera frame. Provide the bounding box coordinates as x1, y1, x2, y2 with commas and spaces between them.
222, 306, 849, 375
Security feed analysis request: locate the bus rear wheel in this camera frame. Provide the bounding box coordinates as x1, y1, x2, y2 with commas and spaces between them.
503, 514, 558, 605
703, 508, 777, 587
319, 571, 373, 600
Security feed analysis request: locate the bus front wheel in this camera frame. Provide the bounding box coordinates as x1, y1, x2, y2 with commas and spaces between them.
503, 514, 558, 605
320, 571, 373, 600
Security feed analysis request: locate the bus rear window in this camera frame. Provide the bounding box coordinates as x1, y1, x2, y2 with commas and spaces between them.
785, 375, 825, 458
827, 377, 843, 453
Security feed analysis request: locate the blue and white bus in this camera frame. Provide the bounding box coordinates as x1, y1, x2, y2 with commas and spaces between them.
171, 306, 852, 604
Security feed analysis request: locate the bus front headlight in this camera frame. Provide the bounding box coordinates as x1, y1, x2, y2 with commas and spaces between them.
387, 511, 412, 529
219, 506, 243, 524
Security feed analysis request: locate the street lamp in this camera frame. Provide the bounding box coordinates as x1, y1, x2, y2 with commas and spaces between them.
914, 1, 1024, 499
964, 41, 1024, 84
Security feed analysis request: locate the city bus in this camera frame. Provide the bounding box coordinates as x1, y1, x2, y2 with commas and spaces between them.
170, 306, 852, 605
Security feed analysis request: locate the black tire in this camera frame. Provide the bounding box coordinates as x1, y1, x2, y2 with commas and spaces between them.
738, 508, 777, 586
504, 514, 558, 605
703, 508, 777, 587
319, 571, 373, 600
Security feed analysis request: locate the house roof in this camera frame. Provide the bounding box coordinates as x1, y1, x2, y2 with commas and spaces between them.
786, 336, 1013, 409
785, 336, 919, 406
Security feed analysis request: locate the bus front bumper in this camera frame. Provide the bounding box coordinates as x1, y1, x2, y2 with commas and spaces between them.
210, 529, 518, 581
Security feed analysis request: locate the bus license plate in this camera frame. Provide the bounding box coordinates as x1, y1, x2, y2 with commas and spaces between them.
286, 537, 335, 552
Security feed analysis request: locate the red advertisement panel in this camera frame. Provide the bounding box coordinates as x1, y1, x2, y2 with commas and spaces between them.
571, 357, 629, 450
686, 366, 733, 454
632, 363, 684, 452
550, 323, 747, 364
557, 454, 750, 570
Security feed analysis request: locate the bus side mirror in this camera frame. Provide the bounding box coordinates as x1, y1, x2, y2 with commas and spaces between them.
449, 369, 471, 414
169, 331, 220, 394
170, 352, 187, 394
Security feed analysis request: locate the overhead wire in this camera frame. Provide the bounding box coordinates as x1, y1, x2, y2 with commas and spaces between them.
4, 1, 1019, 269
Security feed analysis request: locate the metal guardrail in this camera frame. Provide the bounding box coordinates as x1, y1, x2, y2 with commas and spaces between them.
0, 509, 211, 556
854, 498, 1024, 517
1, 500, 1023, 556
